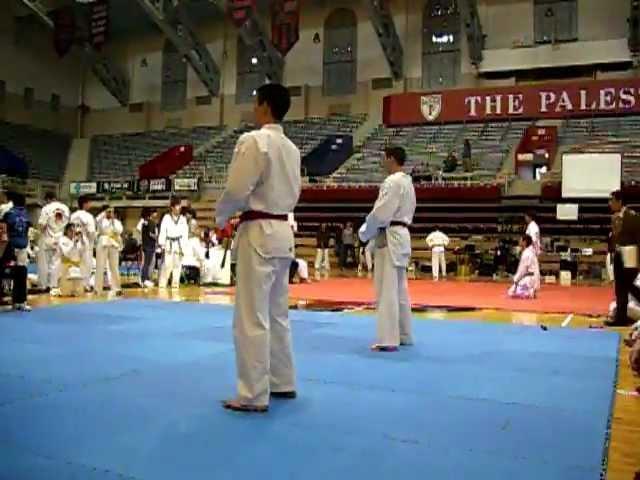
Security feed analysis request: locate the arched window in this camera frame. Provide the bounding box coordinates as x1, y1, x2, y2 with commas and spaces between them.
323, 8, 357, 97
422, 0, 461, 89
161, 40, 187, 111
236, 36, 265, 104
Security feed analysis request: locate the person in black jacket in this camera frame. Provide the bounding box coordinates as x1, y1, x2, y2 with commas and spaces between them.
140, 209, 158, 288
314, 223, 331, 278
2, 192, 31, 311
607, 190, 640, 326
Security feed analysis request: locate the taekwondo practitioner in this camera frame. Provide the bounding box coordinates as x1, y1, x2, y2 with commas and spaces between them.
507, 234, 541, 299
426, 226, 450, 281
56, 223, 87, 297
94, 206, 123, 295
38, 191, 70, 294
70, 195, 96, 292
359, 146, 416, 352
215, 83, 301, 413
158, 197, 189, 289
525, 210, 541, 256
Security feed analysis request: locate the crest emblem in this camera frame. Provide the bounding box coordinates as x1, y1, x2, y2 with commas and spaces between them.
421, 94, 442, 122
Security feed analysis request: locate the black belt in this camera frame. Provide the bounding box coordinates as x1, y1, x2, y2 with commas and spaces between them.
239, 210, 288, 225
389, 221, 409, 228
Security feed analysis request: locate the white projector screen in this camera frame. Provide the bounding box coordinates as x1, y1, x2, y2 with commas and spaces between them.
562, 153, 621, 198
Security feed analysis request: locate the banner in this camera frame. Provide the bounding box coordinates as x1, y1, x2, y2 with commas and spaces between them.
52, 6, 76, 58
69, 182, 98, 196
136, 178, 171, 194
98, 181, 134, 194
229, 0, 255, 27
173, 178, 199, 192
271, 0, 300, 56
89, 0, 109, 50
383, 78, 640, 126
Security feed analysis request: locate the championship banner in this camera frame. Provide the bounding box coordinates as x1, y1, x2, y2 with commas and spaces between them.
52, 6, 76, 58
89, 0, 109, 50
383, 78, 640, 126
229, 0, 256, 27
98, 181, 134, 194
173, 178, 200, 192
69, 182, 98, 196
136, 178, 171, 194
271, 0, 300, 56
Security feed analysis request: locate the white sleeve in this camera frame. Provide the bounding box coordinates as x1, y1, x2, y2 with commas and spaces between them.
158, 216, 168, 247
215, 134, 265, 228
443, 233, 450, 247
359, 179, 400, 242
513, 250, 530, 284
114, 219, 123, 235
136, 218, 144, 233
426, 232, 435, 247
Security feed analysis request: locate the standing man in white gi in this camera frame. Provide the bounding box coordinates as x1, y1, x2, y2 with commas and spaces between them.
359, 146, 416, 352
525, 210, 541, 256
216, 83, 301, 413
95, 206, 123, 295
158, 197, 189, 289
37, 191, 70, 294
426, 226, 450, 281
70, 195, 96, 292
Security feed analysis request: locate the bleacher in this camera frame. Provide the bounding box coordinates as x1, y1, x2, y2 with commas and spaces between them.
193, 114, 367, 183
558, 115, 640, 183
89, 126, 224, 180
329, 120, 530, 185
0, 121, 71, 182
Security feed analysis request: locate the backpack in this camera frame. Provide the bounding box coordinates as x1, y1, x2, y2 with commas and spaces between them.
5, 207, 30, 250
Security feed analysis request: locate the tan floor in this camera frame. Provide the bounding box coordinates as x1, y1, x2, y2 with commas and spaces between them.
27, 286, 640, 479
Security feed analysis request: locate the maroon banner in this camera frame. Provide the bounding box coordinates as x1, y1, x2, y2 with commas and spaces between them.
52, 6, 76, 58
383, 78, 640, 126
300, 184, 501, 203
271, 0, 300, 56
89, 0, 109, 50
228, 0, 256, 28
138, 145, 193, 180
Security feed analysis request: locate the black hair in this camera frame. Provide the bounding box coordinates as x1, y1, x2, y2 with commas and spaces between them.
170, 196, 181, 208
384, 146, 407, 166
44, 191, 56, 202
610, 189, 624, 205
256, 83, 291, 122
8, 191, 25, 207
78, 195, 90, 210
522, 234, 533, 247
525, 210, 536, 221
64, 223, 75, 235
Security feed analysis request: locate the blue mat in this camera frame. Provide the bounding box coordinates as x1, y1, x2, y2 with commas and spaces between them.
0, 300, 619, 480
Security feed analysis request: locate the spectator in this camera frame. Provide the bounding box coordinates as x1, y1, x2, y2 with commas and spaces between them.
314, 223, 331, 278
443, 151, 458, 173
462, 139, 472, 172
2, 192, 31, 311
340, 222, 356, 269
140, 209, 159, 288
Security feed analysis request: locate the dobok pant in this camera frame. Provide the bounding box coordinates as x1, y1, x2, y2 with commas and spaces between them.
374, 246, 412, 347
233, 225, 295, 407
96, 246, 120, 293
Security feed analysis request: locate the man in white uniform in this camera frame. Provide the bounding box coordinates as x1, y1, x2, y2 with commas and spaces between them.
359, 146, 416, 352
56, 223, 87, 297
216, 83, 301, 413
525, 211, 541, 256
158, 197, 189, 289
37, 192, 70, 294
95, 206, 123, 295
69, 195, 96, 292
508, 234, 541, 299
426, 226, 450, 281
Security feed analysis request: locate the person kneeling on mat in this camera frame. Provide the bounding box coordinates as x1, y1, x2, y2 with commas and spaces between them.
56, 223, 87, 297
508, 234, 540, 299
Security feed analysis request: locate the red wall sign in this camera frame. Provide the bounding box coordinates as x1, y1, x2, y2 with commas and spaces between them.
383, 78, 640, 126
271, 0, 300, 56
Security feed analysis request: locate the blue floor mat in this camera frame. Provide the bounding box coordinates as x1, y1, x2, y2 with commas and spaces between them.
0, 299, 619, 480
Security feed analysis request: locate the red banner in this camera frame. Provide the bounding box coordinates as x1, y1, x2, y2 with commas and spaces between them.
52, 6, 76, 58
228, 0, 256, 28
271, 0, 300, 56
383, 78, 640, 126
89, 0, 109, 50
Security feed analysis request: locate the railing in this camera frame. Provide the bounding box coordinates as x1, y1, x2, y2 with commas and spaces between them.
0, 176, 60, 201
